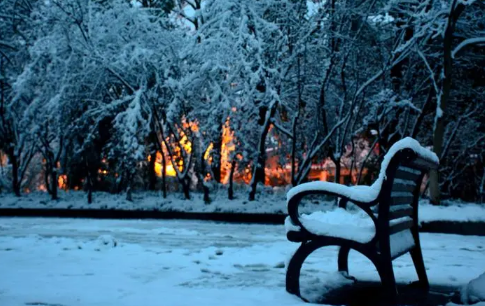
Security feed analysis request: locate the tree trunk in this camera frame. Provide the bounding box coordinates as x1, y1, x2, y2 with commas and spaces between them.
211, 124, 223, 184
333, 155, 342, 206
249, 154, 265, 201
203, 183, 210, 204
334, 157, 341, 185
148, 150, 157, 191
195, 145, 210, 204
87, 177, 93, 204
429, 1, 463, 205
228, 160, 236, 200
126, 186, 133, 202
182, 177, 190, 200
290, 113, 299, 186
148, 132, 158, 191
86, 167, 93, 204
45, 164, 51, 195
8, 149, 20, 197
125, 171, 134, 202
50, 168, 58, 200
115, 174, 124, 194
161, 149, 167, 198
249, 102, 277, 201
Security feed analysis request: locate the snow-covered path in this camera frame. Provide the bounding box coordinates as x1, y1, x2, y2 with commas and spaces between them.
0, 218, 484, 306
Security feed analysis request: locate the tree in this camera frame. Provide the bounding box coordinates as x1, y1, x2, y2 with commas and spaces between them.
0, 0, 37, 196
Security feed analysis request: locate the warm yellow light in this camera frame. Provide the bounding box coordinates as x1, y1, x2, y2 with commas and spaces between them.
58, 175, 68, 190
152, 151, 177, 177
165, 164, 177, 177
204, 143, 214, 161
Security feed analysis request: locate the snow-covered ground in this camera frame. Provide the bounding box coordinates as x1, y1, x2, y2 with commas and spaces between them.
2, 190, 485, 224
0, 217, 484, 306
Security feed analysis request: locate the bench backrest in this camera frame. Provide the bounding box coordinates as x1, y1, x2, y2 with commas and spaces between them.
376, 147, 439, 257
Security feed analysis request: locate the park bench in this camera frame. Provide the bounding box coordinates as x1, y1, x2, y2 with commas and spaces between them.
284, 137, 439, 302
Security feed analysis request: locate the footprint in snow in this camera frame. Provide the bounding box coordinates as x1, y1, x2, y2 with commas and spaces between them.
25, 303, 66, 306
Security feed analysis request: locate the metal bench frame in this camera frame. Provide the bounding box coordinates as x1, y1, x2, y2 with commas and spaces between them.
285, 147, 439, 302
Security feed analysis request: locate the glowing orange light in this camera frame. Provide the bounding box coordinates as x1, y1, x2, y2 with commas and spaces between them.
58, 175, 68, 190
220, 118, 236, 183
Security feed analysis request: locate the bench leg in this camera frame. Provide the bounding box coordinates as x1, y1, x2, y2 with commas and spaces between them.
376, 261, 398, 302
286, 243, 309, 296
337, 246, 350, 274
287, 240, 381, 302
410, 247, 429, 289
287, 241, 354, 299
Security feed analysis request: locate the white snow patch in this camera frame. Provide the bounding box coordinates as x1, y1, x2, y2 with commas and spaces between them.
419, 200, 485, 223
286, 207, 376, 243
389, 229, 415, 258
284, 216, 301, 233
95, 234, 118, 249
461, 272, 485, 304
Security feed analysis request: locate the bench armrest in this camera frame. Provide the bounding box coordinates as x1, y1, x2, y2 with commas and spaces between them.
287, 181, 379, 235
287, 181, 379, 205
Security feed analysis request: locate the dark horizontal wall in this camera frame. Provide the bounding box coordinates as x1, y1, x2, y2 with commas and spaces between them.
1, 208, 484, 236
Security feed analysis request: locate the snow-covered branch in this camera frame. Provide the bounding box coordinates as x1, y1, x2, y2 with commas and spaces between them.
452, 37, 485, 58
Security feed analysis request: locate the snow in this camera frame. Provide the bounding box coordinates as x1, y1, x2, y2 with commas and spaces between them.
285, 208, 376, 243
0, 217, 484, 306
452, 37, 485, 58
461, 272, 485, 304
284, 215, 301, 233
367, 13, 395, 24
389, 229, 415, 258
418, 200, 485, 224
457, 0, 478, 7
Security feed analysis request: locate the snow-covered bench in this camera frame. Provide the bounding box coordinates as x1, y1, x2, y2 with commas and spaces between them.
285, 137, 439, 301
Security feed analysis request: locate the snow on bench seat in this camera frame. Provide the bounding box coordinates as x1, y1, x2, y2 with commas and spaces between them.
285, 209, 415, 258
285, 208, 375, 243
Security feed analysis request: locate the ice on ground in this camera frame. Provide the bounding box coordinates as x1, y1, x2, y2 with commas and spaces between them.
461, 272, 485, 304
